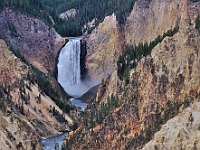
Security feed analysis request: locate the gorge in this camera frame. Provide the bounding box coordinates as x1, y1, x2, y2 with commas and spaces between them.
0, 0, 200, 149
42, 38, 90, 150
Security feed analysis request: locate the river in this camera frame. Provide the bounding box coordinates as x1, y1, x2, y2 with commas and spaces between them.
42, 38, 89, 150
42, 132, 68, 150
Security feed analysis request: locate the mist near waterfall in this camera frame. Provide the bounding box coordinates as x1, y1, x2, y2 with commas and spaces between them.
57, 38, 99, 98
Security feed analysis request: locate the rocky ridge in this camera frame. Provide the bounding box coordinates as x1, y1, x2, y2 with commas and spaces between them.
59, 9, 76, 21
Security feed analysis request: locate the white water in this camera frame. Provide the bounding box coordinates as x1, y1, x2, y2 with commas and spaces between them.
57, 38, 100, 98
57, 38, 85, 97
43, 38, 98, 150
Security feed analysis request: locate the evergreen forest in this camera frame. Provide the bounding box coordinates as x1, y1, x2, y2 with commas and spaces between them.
0, 0, 137, 37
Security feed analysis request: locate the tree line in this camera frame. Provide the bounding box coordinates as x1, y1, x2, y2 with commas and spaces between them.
0, 0, 137, 37
9, 46, 73, 117
117, 26, 179, 84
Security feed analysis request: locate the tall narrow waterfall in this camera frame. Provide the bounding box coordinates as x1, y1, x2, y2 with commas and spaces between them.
57, 38, 88, 97
58, 39, 81, 84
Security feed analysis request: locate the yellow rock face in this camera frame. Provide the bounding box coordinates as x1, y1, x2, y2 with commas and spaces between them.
84, 13, 124, 80
142, 102, 200, 150
124, 0, 186, 45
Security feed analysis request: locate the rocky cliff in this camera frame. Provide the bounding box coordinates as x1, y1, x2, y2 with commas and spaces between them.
125, 0, 182, 45
66, 0, 200, 149
84, 0, 190, 81
0, 8, 65, 74
142, 102, 200, 150
84, 13, 124, 80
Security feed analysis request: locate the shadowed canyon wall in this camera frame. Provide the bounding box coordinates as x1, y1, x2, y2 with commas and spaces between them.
0, 9, 65, 74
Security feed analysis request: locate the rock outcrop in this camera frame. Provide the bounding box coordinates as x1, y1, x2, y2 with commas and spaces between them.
84, 13, 124, 80
142, 102, 200, 150
59, 9, 76, 21
0, 9, 65, 74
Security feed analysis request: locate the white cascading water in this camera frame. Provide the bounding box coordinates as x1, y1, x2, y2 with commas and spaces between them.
57, 38, 89, 98
58, 38, 81, 85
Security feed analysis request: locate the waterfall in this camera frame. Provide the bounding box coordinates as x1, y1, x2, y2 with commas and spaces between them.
58, 39, 81, 85
57, 38, 100, 98
57, 38, 82, 97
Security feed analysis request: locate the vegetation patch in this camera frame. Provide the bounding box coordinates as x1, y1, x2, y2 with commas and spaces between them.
82, 95, 119, 129
0, 0, 138, 37
195, 15, 200, 33
9, 46, 73, 120
117, 26, 179, 83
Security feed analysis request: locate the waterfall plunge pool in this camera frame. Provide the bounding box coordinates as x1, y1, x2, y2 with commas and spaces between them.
57, 38, 98, 108
70, 98, 87, 111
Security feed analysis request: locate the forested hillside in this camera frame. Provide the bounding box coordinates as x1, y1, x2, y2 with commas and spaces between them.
0, 0, 136, 37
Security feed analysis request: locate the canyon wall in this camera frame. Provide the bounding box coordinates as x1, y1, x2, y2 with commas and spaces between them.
0, 9, 65, 74
124, 0, 183, 45
84, 0, 190, 81
0, 39, 73, 150
67, 0, 200, 149
84, 13, 124, 80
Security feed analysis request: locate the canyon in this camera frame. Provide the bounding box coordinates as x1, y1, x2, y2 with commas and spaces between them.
0, 10, 76, 150
0, 0, 200, 149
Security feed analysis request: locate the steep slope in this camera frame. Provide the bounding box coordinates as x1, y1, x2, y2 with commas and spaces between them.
0, 39, 28, 85
0, 39, 41, 149
142, 102, 200, 150
0, 111, 42, 150
65, 0, 200, 149
0, 39, 74, 149
84, 0, 189, 81
0, 9, 65, 74
125, 0, 183, 45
